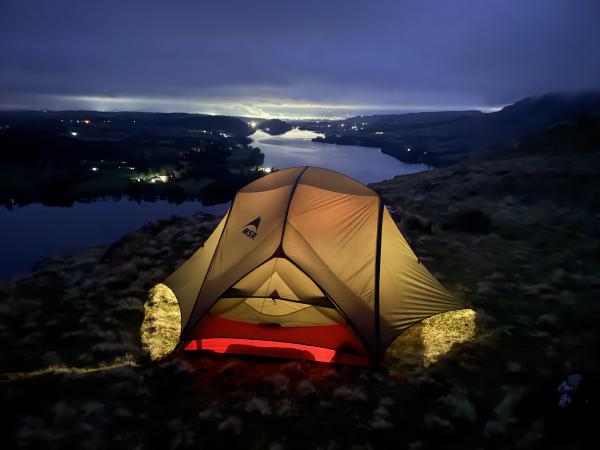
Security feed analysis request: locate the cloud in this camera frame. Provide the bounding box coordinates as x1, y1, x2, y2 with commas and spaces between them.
1, 0, 599, 116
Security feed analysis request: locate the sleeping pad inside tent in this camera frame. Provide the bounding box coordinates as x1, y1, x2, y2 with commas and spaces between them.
164, 166, 463, 366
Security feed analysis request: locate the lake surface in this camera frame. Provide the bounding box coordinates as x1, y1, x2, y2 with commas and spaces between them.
252, 128, 429, 184
0, 200, 228, 280
1, 129, 429, 280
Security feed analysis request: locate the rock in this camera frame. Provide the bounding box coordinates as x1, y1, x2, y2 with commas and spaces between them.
557, 374, 583, 409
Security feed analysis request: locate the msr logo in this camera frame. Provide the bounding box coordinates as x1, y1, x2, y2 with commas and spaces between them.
241, 216, 261, 240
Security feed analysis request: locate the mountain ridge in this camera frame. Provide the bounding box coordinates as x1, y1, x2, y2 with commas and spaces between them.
302, 92, 600, 165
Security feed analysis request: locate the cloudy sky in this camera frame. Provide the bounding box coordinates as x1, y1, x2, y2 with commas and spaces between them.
1, 0, 599, 118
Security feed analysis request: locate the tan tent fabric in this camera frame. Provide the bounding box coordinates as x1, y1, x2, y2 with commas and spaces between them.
181, 184, 295, 335
164, 166, 463, 363
165, 211, 228, 327
378, 209, 459, 349
282, 183, 380, 350
225, 258, 326, 303
208, 297, 343, 327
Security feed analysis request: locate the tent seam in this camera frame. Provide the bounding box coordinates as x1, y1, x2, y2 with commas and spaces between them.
278, 165, 309, 247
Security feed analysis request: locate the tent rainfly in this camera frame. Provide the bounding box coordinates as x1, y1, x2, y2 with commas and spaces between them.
165, 166, 463, 366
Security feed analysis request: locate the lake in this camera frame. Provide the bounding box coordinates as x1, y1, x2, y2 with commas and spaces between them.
0, 200, 228, 280
1, 129, 429, 280
252, 128, 429, 183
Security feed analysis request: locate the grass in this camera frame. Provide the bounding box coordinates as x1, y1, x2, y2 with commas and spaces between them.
72, 168, 133, 198
141, 284, 181, 361
385, 309, 477, 372
419, 309, 477, 367
1, 148, 599, 449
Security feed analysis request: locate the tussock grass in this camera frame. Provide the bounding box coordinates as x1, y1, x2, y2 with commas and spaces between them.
419, 308, 477, 366
140, 283, 181, 361
386, 308, 477, 369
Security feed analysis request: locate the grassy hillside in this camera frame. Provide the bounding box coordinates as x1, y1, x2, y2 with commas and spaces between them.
303, 92, 600, 165
1, 118, 599, 449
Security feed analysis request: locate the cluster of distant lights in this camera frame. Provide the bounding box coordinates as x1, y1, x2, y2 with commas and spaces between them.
89, 169, 171, 184
89, 169, 173, 184
90, 161, 136, 173
70, 118, 265, 179
139, 175, 169, 183
316, 119, 423, 155
61, 119, 94, 125
65, 118, 138, 138
60, 116, 271, 181
187, 129, 230, 138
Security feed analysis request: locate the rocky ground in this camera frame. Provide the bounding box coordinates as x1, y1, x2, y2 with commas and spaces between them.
1, 138, 599, 448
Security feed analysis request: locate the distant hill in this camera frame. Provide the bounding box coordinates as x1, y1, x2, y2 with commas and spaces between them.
0, 111, 253, 137
341, 110, 483, 132
303, 92, 600, 165
517, 114, 600, 154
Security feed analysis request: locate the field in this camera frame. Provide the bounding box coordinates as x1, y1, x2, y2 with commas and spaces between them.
71, 168, 136, 198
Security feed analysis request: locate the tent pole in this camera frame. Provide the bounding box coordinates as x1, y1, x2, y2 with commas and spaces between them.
374, 198, 384, 361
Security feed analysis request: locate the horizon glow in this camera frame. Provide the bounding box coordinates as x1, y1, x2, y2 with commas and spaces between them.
0, 94, 504, 120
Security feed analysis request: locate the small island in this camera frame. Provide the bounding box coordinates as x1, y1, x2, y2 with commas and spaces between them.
256, 118, 292, 135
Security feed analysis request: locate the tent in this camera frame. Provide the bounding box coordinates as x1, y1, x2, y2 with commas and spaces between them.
165, 166, 462, 366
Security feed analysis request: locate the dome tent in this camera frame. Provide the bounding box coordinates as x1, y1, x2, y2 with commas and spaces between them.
165, 166, 462, 366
